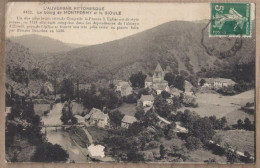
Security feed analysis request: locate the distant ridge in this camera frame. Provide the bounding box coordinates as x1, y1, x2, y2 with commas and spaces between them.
9, 34, 86, 54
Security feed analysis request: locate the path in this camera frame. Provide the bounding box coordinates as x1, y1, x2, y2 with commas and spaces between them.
82, 127, 93, 144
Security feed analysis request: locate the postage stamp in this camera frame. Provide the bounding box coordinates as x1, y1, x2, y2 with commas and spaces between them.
210, 3, 251, 37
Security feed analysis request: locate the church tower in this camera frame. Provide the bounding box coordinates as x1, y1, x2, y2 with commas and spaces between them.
153, 63, 164, 82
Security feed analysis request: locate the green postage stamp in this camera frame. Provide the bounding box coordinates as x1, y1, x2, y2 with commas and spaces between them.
210, 3, 251, 37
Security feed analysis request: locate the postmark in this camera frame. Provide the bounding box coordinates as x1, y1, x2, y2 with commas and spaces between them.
210, 3, 251, 37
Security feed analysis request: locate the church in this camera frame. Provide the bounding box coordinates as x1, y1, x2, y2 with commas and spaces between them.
145, 63, 170, 94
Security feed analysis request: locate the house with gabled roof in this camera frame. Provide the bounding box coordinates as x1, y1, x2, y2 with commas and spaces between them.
121, 115, 137, 128
198, 78, 236, 89
114, 80, 133, 96
86, 108, 109, 128
138, 94, 154, 107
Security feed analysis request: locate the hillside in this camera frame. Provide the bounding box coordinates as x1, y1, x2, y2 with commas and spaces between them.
7, 20, 255, 84
5, 40, 49, 96
9, 34, 82, 54
47, 20, 255, 82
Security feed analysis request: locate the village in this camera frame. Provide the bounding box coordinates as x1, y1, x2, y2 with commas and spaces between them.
6, 62, 255, 163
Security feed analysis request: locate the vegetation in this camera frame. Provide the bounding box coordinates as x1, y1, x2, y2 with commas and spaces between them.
109, 110, 125, 127
60, 101, 77, 125
153, 95, 172, 118
59, 78, 75, 101
134, 106, 145, 120
32, 143, 69, 162
82, 85, 122, 110
129, 71, 147, 88
164, 73, 185, 91
5, 94, 68, 162
233, 118, 255, 131
185, 136, 202, 150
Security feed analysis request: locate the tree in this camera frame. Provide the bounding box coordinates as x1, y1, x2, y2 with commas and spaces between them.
244, 118, 251, 130
226, 149, 239, 163
185, 136, 202, 150
161, 90, 171, 99
171, 96, 182, 111
191, 117, 215, 144
164, 72, 176, 86
154, 95, 171, 118
32, 143, 69, 162
164, 122, 176, 139
109, 110, 124, 127
59, 78, 74, 100
127, 122, 144, 136
199, 79, 206, 86
135, 106, 145, 120
243, 151, 253, 163
160, 145, 166, 159
237, 119, 244, 129
220, 117, 227, 129
129, 71, 147, 88
175, 75, 185, 91
142, 110, 159, 127
60, 101, 77, 125
124, 94, 137, 104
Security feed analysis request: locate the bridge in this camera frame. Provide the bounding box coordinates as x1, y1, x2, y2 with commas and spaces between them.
41, 123, 85, 134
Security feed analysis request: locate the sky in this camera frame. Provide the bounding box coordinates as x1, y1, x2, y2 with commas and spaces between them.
6, 2, 255, 45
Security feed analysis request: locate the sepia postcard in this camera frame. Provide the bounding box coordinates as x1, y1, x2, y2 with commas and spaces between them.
2, 1, 258, 165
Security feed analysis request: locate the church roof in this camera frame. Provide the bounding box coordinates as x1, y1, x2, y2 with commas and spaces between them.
154, 63, 163, 72
145, 76, 153, 82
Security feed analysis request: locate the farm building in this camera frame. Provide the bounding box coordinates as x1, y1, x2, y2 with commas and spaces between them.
198, 78, 236, 89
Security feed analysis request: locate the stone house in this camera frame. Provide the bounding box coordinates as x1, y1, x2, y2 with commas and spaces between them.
86, 108, 109, 128
114, 80, 133, 96
138, 94, 154, 107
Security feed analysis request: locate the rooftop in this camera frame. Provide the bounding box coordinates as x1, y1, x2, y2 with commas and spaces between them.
140, 94, 154, 102
87, 108, 108, 120
154, 63, 164, 72
122, 115, 137, 124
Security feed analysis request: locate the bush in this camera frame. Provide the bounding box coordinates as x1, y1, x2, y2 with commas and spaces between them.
185, 136, 202, 150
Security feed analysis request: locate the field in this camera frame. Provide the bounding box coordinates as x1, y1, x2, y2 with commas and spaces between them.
113, 103, 136, 116
180, 90, 254, 125
214, 130, 255, 156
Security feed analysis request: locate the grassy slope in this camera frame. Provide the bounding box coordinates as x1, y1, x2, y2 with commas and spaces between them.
180, 90, 254, 125
214, 130, 255, 156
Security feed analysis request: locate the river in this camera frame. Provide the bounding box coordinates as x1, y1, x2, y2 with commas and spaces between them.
41, 103, 89, 162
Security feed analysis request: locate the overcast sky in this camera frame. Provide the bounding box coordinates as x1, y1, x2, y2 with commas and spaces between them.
6, 2, 255, 45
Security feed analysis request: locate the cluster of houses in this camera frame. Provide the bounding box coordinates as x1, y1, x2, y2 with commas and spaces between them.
74, 107, 137, 129
113, 63, 194, 97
